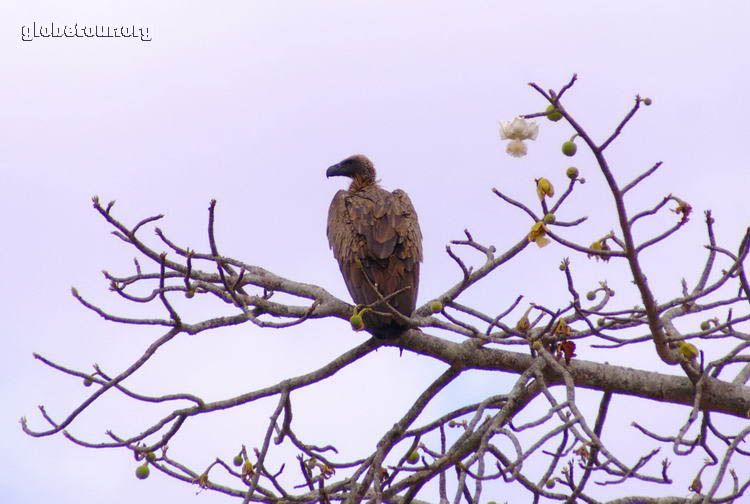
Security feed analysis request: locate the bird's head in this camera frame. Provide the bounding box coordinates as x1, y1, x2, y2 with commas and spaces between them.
326, 154, 376, 187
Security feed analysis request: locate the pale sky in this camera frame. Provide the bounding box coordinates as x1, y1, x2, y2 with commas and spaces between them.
3, 1, 750, 503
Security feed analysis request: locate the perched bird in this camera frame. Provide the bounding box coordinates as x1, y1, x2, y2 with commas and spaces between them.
326, 154, 422, 338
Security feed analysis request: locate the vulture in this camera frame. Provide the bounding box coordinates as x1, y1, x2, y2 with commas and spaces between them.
326, 154, 423, 338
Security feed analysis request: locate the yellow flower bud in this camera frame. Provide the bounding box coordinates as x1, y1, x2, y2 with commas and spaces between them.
243, 461, 254, 476
554, 318, 574, 337
528, 221, 551, 248
536, 178, 555, 200
678, 342, 699, 360
516, 307, 532, 333
587, 238, 611, 262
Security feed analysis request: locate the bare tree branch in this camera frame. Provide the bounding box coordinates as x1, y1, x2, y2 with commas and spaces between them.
24, 75, 750, 504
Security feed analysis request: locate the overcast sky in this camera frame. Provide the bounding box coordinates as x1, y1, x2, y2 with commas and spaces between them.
4, 1, 750, 503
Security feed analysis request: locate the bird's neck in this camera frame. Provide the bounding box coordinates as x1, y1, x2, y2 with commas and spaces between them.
349, 175, 376, 193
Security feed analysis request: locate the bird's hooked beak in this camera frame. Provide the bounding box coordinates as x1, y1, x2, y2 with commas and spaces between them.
326, 161, 353, 178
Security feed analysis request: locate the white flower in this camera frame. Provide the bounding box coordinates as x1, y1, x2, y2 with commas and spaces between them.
500, 117, 538, 141
499, 117, 538, 158
506, 139, 527, 157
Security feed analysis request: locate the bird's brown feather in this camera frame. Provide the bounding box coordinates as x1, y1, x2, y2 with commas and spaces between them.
327, 183, 422, 337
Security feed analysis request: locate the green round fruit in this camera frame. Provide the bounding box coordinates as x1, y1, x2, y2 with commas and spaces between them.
430, 301, 443, 313
145, 451, 156, 462
597, 318, 605, 327
545, 104, 562, 122
543, 213, 555, 224
83, 377, 93, 387
185, 289, 195, 298
586, 291, 596, 301
406, 451, 419, 464
135, 463, 150, 480
566, 166, 579, 179
562, 141, 577, 157
233, 455, 243, 467
350, 313, 364, 330
700, 320, 710, 331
